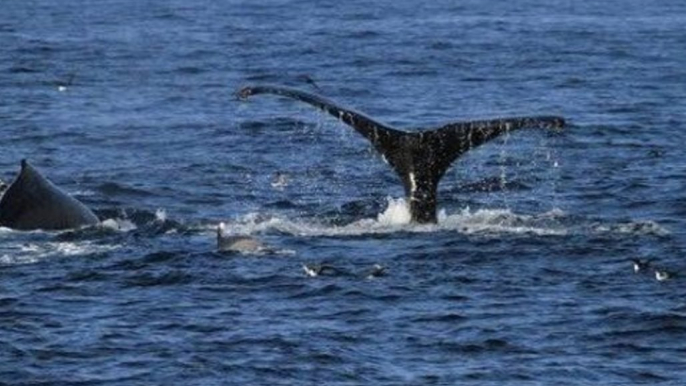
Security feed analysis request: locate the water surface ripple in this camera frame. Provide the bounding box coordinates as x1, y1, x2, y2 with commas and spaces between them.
1, 0, 686, 384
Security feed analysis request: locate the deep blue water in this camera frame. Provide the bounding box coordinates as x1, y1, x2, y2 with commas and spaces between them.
2, 0, 686, 384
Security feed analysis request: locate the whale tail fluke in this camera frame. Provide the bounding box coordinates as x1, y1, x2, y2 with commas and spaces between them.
237, 85, 565, 223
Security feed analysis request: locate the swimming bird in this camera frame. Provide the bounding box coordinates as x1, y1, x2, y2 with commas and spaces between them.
366, 263, 387, 279
655, 269, 675, 282
271, 172, 289, 190
302, 263, 338, 277
237, 85, 565, 223
631, 258, 652, 273
56, 73, 76, 92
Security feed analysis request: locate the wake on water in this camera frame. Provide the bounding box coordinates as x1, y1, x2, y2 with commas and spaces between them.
0, 210, 169, 265
219, 197, 669, 238
0, 198, 670, 265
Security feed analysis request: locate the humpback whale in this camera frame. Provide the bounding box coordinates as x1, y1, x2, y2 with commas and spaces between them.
237, 85, 565, 223
0, 160, 99, 230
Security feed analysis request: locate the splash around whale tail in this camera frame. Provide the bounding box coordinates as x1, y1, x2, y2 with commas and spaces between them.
237, 85, 565, 223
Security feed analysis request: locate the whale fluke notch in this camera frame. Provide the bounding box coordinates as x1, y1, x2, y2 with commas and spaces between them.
0, 160, 99, 230
237, 85, 565, 223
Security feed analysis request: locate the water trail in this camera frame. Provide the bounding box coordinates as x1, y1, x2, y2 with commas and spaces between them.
0, 239, 120, 266
218, 197, 670, 239
219, 198, 572, 237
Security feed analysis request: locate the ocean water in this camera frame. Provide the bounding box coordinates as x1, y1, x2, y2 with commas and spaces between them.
2, 0, 686, 384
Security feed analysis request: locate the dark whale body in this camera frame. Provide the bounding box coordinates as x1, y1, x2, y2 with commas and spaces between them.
0, 160, 99, 230
237, 85, 565, 223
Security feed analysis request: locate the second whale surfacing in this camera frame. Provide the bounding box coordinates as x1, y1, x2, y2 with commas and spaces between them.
0, 160, 99, 231
237, 85, 566, 224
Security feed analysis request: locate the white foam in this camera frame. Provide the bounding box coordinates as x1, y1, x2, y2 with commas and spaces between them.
440, 207, 568, 236
219, 198, 570, 237
0, 253, 40, 265
0, 240, 120, 266
71, 189, 96, 197
100, 218, 137, 232
591, 220, 670, 237
376, 197, 412, 226
155, 208, 167, 222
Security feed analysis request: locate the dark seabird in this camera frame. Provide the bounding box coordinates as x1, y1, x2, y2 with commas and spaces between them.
631, 258, 652, 273
302, 263, 339, 277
